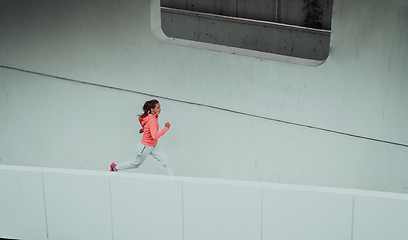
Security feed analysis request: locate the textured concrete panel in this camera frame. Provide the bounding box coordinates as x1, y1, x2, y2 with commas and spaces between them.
280, 0, 308, 27
237, 0, 277, 22
110, 174, 183, 240
161, 0, 186, 9
353, 195, 408, 240
0, 168, 47, 240
43, 170, 112, 240
263, 188, 353, 240
280, 0, 332, 30
188, 0, 237, 17
183, 181, 262, 240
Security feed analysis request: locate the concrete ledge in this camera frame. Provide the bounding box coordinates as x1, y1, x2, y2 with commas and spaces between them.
1, 165, 408, 240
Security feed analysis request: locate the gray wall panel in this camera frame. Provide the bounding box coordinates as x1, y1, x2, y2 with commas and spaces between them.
187, 0, 237, 17
161, 0, 187, 10
237, 0, 277, 22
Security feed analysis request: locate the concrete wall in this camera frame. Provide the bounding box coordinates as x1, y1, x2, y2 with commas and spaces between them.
2, 165, 408, 240
1, 0, 408, 193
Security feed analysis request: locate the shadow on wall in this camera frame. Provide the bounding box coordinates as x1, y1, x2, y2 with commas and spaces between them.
160, 0, 333, 62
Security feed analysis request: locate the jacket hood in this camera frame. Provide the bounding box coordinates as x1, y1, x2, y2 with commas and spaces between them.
140, 114, 157, 127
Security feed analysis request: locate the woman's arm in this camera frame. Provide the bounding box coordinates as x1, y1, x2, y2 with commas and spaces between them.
149, 118, 169, 140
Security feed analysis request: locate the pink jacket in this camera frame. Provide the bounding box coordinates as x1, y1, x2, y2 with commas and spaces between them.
139, 114, 168, 146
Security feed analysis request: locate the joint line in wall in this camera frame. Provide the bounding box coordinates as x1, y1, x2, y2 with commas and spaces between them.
182, 182, 185, 240
41, 172, 49, 239
351, 195, 355, 240
109, 178, 115, 240
260, 187, 264, 240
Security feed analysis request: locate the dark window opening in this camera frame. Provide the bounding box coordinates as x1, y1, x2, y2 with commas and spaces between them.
157, 0, 333, 65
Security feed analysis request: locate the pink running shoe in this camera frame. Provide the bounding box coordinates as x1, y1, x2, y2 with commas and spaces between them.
110, 162, 117, 172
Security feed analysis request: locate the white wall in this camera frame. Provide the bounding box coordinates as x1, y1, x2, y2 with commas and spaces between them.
1, 165, 408, 240
0, 0, 408, 193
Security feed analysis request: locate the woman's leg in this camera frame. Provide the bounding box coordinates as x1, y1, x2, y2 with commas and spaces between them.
116, 143, 152, 170
150, 145, 174, 176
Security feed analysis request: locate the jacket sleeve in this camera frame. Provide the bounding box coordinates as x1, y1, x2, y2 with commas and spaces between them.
148, 118, 168, 140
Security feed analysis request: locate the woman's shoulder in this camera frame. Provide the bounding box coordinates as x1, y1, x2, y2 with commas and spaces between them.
140, 115, 157, 123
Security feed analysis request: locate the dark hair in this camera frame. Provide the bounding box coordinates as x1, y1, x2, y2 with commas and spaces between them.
139, 99, 159, 119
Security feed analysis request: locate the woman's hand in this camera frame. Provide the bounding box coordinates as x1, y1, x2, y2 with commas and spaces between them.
139, 128, 144, 134
165, 122, 171, 129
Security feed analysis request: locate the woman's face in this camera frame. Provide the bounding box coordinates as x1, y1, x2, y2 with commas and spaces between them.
150, 103, 161, 115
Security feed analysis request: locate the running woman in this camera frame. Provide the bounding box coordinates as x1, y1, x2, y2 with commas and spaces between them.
110, 99, 174, 175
